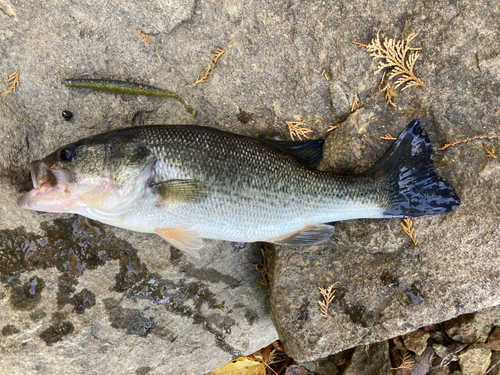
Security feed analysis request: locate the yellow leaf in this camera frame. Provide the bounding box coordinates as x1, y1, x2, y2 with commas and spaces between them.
208, 356, 266, 375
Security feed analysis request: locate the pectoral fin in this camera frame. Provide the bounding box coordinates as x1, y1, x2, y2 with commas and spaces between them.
154, 179, 207, 203
266, 224, 335, 246
155, 228, 204, 258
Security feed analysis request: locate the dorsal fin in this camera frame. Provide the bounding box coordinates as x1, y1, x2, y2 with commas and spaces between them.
260, 139, 324, 167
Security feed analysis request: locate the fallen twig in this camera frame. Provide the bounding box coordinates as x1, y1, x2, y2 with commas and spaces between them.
438, 134, 500, 151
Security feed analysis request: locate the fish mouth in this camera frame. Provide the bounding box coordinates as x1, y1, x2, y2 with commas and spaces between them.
17, 161, 75, 212
30, 161, 57, 190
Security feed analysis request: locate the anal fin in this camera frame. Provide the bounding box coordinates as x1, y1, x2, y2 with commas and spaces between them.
155, 228, 204, 258
266, 224, 335, 246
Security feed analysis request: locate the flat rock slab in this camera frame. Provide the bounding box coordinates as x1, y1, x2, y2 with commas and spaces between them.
1, 0, 500, 372
0, 215, 275, 374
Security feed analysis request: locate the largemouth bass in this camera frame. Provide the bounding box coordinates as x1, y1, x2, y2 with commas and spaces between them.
18, 120, 460, 258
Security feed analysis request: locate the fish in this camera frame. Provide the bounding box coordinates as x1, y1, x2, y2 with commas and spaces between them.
18, 120, 460, 258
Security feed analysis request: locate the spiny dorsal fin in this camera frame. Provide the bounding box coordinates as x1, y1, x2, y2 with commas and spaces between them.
260, 139, 324, 167
154, 179, 207, 203
266, 224, 335, 246
155, 228, 204, 258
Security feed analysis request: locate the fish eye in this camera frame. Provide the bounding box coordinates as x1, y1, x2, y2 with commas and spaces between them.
59, 146, 77, 161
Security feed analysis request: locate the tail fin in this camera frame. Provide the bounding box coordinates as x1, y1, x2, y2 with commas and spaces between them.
368, 120, 460, 217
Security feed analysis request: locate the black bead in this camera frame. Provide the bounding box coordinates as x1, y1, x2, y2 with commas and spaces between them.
62, 110, 73, 121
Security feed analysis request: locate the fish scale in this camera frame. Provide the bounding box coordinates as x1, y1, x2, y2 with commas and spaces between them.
130, 126, 385, 236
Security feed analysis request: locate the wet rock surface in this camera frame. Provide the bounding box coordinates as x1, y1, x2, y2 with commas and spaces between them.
1, 0, 499, 373
0, 215, 274, 373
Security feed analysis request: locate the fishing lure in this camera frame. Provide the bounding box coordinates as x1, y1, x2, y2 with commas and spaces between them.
62, 78, 196, 116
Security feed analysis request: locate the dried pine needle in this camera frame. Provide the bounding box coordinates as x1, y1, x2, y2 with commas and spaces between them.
352, 41, 368, 48
192, 48, 226, 88
137, 29, 152, 44
438, 134, 500, 151
190, 66, 212, 88
1, 70, 20, 97
380, 82, 396, 107
318, 282, 339, 318
212, 48, 226, 64
156, 51, 163, 64
380, 133, 397, 140
350, 97, 359, 112
286, 121, 313, 141
401, 218, 417, 245
484, 144, 497, 158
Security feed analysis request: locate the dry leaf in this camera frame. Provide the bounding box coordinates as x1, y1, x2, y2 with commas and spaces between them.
208, 356, 265, 375
285, 365, 315, 375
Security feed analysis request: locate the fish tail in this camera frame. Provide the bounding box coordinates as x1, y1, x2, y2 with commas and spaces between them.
368, 120, 460, 217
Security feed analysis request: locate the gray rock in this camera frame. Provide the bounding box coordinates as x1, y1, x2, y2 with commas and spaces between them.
434, 342, 468, 369
458, 343, 491, 375
445, 307, 500, 344
1, 0, 500, 373
296, 355, 340, 375
488, 327, 500, 351
343, 341, 392, 375
434, 344, 450, 360
402, 330, 430, 356
269, 14, 500, 354
0, 218, 276, 374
